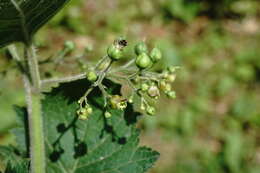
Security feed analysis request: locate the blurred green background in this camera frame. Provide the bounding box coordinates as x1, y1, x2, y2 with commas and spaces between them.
1, 0, 260, 172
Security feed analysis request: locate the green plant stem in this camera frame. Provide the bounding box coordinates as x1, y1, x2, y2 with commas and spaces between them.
26, 45, 41, 91
23, 76, 45, 173
24, 44, 45, 173
41, 73, 87, 87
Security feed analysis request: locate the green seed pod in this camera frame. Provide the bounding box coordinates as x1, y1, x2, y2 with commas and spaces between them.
104, 111, 112, 118
141, 83, 149, 91
146, 106, 156, 116
87, 71, 98, 82
107, 44, 123, 61
166, 91, 176, 99
64, 41, 75, 51
150, 47, 162, 62
135, 42, 148, 55
135, 53, 152, 69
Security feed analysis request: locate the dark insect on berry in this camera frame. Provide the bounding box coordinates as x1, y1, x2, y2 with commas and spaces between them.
114, 38, 128, 49
118, 39, 127, 47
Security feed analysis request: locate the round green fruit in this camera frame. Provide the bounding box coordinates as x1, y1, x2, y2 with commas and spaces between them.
107, 44, 123, 61
135, 53, 152, 69
150, 47, 162, 62
135, 42, 148, 55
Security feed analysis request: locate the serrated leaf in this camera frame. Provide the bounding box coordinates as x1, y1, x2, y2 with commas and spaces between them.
0, 146, 29, 173
0, 0, 70, 47
4, 160, 29, 173
9, 79, 159, 173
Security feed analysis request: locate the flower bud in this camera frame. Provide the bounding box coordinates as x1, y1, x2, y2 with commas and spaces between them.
146, 106, 156, 116
87, 71, 98, 82
140, 83, 149, 91
168, 66, 179, 73
128, 95, 134, 103
140, 103, 146, 111
159, 81, 171, 92
166, 91, 176, 99
77, 108, 90, 120
85, 106, 93, 114
104, 111, 112, 118
162, 71, 169, 79
147, 85, 160, 98
166, 74, 176, 83
109, 95, 127, 110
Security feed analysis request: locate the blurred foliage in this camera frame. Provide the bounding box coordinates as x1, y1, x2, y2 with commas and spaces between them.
0, 0, 260, 173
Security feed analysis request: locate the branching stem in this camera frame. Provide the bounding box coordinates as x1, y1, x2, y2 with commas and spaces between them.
24, 44, 45, 173
41, 73, 87, 88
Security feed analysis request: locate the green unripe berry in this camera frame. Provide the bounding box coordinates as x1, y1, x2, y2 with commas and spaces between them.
104, 111, 112, 118
64, 41, 75, 51
150, 47, 162, 62
147, 85, 160, 98
166, 91, 176, 99
135, 53, 152, 69
146, 106, 156, 116
135, 42, 148, 55
107, 44, 123, 61
141, 83, 149, 91
87, 71, 98, 82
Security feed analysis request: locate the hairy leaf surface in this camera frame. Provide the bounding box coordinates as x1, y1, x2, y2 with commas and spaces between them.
9, 79, 159, 173
0, 146, 29, 173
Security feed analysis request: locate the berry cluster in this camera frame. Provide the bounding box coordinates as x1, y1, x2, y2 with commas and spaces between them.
76, 39, 179, 120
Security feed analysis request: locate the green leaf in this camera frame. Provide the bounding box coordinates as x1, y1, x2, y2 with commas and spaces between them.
9, 79, 159, 173
0, 146, 29, 173
4, 161, 29, 173
0, 0, 70, 47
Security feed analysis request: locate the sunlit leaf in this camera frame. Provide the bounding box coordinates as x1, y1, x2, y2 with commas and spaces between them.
0, 0, 70, 47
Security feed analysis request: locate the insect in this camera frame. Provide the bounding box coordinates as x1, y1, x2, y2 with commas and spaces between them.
114, 37, 128, 49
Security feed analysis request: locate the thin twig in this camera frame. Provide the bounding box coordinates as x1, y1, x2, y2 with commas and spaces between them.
41, 73, 87, 87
